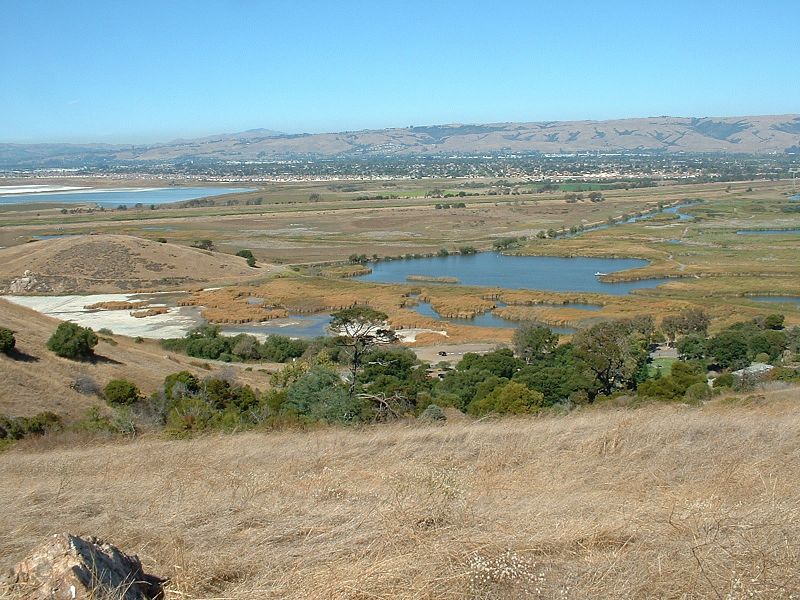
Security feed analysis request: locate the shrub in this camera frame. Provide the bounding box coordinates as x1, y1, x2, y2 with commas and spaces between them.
236, 249, 257, 267
0, 327, 15, 354
419, 404, 446, 423
764, 314, 785, 330
684, 382, 711, 403
0, 411, 62, 440
713, 373, 735, 388
104, 379, 142, 405
47, 322, 98, 360
468, 381, 545, 416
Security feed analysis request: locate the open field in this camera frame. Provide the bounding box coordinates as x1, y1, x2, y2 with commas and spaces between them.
2, 179, 798, 348
0, 178, 785, 264
2, 387, 800, 599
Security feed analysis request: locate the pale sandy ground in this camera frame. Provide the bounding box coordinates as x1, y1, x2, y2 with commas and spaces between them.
3, 294, 203, 339
413, 342, 504, 364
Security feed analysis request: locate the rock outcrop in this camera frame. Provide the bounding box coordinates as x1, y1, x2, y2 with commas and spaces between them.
6, 270, 53, 294
3, 533, 165, 600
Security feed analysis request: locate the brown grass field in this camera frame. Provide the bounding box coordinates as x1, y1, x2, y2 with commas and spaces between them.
1, 388, 799, 599
0, 298, 274, 419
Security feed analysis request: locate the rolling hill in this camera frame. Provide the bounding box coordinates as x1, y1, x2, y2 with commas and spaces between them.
0, 298, 268, 419
1, 115, 799, 167
0, 234, 266, 294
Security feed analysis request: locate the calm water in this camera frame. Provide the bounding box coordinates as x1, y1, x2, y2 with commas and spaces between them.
0, 186, 254, 207
748, 296, 800, 307
221, 313, 332, 340
736, 229, 800, 235
412, 300, 575, 333
359, 253, 666, 295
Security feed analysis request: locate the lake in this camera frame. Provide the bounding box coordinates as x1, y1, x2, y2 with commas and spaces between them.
0, 186, 255, 207
358, 253, 667, 294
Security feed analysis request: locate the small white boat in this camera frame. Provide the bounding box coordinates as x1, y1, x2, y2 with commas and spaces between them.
594, 271, 607, 277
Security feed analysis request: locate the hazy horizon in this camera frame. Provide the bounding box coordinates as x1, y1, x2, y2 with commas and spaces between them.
2, 0, 798, 144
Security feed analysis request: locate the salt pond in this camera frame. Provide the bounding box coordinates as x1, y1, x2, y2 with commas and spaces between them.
0, 186, 255, 207
3, 293, 203, 338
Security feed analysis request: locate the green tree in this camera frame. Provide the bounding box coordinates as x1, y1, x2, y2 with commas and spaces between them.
104, 379, 142, 406
764, 314, 785, 330
709, 330, 751, 370
47, 322, 98, 360
283, 366, 363, 422
0, 327, 15, 354
513, 323, 559, 364
468, 381, 545, 416
573, 320, 644, 396
236, 249, 256, 267
330, 306, 397, 394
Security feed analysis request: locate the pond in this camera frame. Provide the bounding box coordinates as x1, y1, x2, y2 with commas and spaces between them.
358, 252, 667, 294
220, 314, 332, 340
748, 296, 800, 308
411, 299, 575, 333
0, 186, 255, 207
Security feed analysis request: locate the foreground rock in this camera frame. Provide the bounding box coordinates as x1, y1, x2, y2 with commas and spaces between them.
3, 533, 165, 600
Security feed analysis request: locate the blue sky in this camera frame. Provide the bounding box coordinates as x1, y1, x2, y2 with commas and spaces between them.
1, 0, 797, 143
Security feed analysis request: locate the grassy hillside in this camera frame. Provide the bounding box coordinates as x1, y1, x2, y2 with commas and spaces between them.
0, 234, 266, 294
0, 298, 271, 419
1, 389, 798, 599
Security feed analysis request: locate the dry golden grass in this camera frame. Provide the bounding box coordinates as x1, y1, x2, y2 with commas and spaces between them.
2, 388, 799, 599
0, 234, 266, 294
0, 299, 273, 420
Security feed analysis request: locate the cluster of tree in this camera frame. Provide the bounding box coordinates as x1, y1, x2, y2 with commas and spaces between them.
354, 194, 401, 201
191, 239, 215, 251
492, 237, 522, 250
434, 202, 467, 209
235, 249, 257, 267
459, 246, 477, 255
588, 191, 605, 202
348, 253, 369, 264
676, 314, 797, 370
160, 325, 310, 363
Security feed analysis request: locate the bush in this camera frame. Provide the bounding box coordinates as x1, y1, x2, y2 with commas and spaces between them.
713, 373, 735, 388
236, 249, 257, 267
684, 382, 711, 403
47, 322, 98, 360
0, 411, 62, 440
0, 327, 15, 354
419, 404, 446, 423
104, 379, 142, 405
468, 381, 545, 416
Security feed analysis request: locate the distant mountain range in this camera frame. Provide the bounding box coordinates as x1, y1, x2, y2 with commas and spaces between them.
2, 115, 799, 167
